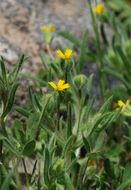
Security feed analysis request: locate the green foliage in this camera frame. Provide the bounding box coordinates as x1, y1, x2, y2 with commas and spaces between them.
0, 0, 131, 189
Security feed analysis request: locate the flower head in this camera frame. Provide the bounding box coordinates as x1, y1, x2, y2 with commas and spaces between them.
56, 49, 73, 60
48, 80, 70, 91
117, 99, 130, 110
40, 24, 55, 33
93, 3, 105, 15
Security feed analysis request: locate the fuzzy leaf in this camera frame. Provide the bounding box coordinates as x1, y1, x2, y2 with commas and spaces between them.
22, 140, 36, 156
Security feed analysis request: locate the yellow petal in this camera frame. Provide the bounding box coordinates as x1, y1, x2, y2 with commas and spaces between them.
93, 3, 105, 15
40, 25, 55, 32
58, 83, 70, 91
126, 99, 130, 106
118, 100, 125, 108
56, 50, 65, 59
58, 80, 65, 87
40, 26, 49, 32
48, 82, 57, 90
65, 49, 73, 59
61, 83, 70, 90
49, 25, 55, 32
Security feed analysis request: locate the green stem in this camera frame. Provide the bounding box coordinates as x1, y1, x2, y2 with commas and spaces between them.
12, 158, 22, 190
56, 94, 60, 131
46, 44, 54, 60
0, 117, 8, 137
74, 96, 81, 136
36, 96, 51, 139
65, 67, 68, 83
22, 158, 30, 190
88, 0, 108, 98
100, 24, 109, 46
0, 117, 8, 159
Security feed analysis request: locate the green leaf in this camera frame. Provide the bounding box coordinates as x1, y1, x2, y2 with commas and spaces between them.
67, 102, 72, 138
0, 56, 6, 82
104, 159, 115, 179
26, 113, 39, 140
43, 147, 50, 186
22, 140, 36, 156
39, 51, 51, 67
37, 95, 51, 127
79, 30, 89, 70
50, 62, 62, 76
104, 67, 131, 90
0, 164, 7, 187
123, 163, 131, 182
96, 110, 120, 132
82, 135, 91, 153
99, 96, 113, 114
115, 45, 131, 75
2, 83, 19, 118
117, 179, 131, 190
9, 54, 28, 82
15, 106, 30, 117
12, 119, 22, 130
56, 183, 64, 190
0, 136, 20, 156
12, 119, 26, 143
94, 131, 106, 151
58, 31, 81, 46
86, 74, 94, 95
64, 173, 75, 190
1, 172, 13, 190
62, 135, 74, 157
34, 94, 42, 111
28, 87, 39, 112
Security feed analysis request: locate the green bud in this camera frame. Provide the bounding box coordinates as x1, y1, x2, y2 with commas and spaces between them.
35, 141, 42, 150
73, 74, 87, 89
16, 142, 21, 148
52, 159, 64, 173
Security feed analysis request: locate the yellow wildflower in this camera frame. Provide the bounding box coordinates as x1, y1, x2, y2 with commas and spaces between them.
56, 49, 73, 60
117, 99, 130, 109
93, 3, 105, 15
40, 24, 55, 33
48, 80, 70, 91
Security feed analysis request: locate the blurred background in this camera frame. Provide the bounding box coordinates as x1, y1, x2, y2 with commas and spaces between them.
0, 0, 91, 71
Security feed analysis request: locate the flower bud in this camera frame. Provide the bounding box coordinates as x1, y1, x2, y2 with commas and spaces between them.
52, 159, 64, 173
73, 74, 87, 89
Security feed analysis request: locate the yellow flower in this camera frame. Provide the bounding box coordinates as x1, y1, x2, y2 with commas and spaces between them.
93, 3, 105, 15
56, 49, 73, 60
40, 24, 55, 33
117, 99, 130, 109
48, 80, 70, 91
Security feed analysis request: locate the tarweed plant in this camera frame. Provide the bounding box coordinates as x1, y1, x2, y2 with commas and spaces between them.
0, 0, 131, 190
